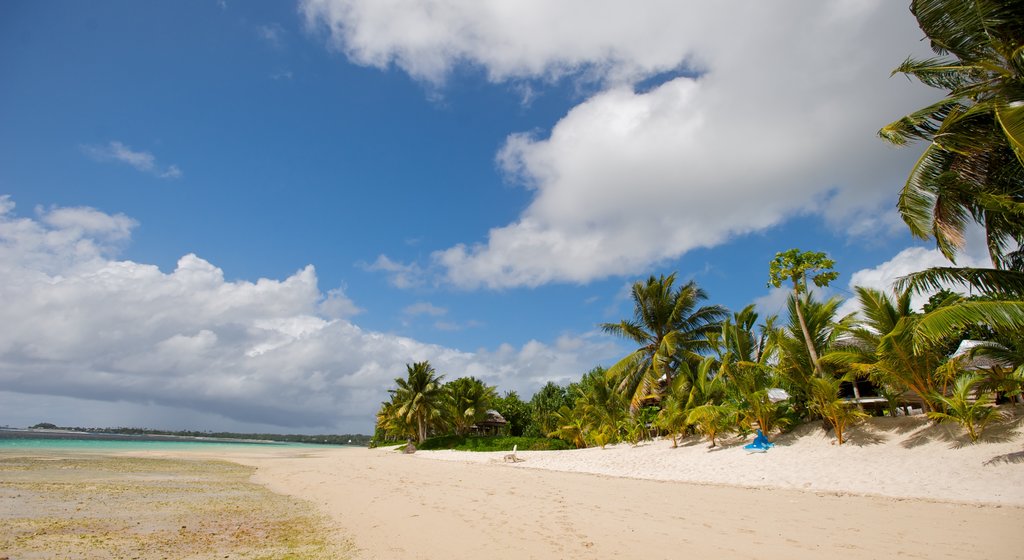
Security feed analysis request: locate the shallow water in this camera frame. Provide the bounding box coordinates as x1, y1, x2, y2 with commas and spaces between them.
0, 431, 329, 452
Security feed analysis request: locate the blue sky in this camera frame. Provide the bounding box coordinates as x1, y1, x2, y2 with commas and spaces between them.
0, 1, 987, 434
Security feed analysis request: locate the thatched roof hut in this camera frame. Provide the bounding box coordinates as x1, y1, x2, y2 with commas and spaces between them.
472, 409, 508, 436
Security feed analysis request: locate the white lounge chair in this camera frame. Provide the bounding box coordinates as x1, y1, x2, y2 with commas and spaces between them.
503, 444, 523, 463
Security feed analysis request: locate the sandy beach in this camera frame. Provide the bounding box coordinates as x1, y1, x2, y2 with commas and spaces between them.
122, 414, 1024, 559
3, 415, 1023, 559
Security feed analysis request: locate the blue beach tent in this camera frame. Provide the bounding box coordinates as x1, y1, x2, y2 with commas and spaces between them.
744, 429, 774, 452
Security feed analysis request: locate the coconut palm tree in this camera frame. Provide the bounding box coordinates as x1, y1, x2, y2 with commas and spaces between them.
574, 367, 627, 447
881, 0, 1024, 342
879, 0, 1024, 269
826, 287, 949, 412
601, 273, 727, 409
928, 372, 1009, 442
444, 377, 497, 436
686, 402, 736, 448
773, 294, 851, 413
392, 361, 446, 444
807, 377, 867, 445
548, 405, 587, 449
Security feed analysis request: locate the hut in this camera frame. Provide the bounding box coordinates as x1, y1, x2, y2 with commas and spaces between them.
471, 409, 508, 436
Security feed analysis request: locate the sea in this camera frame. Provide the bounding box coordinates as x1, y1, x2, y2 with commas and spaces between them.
0, 429, 331, 452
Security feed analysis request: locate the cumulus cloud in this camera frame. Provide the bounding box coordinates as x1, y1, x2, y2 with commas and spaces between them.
0, 198, 616, 432
362, 254, 425, 289
304, 0, 935, 289
82, 141, 182, 179
835, 226, 994, 318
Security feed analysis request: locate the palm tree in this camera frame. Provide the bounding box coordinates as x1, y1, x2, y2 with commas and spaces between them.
827, 287, 948, 412
928, 372, 1008, 442
881, 0, 1024, 342
392, 361, 446, 444
807, 377, 867, 445
548, 405, 587, 449
444, 377, 497, 436
879, 0, 1024, 269
602, 273, 727, 409
768, 249, 840, 379
773, 294, 850, 413
374, 396, 415, 443
574, 368, 627, 447
686, 402, 736, 448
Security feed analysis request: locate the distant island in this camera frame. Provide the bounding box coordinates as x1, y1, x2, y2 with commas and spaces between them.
8, 423, 371, 446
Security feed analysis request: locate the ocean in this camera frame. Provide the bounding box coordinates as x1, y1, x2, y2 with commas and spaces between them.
0, 429, 329, 451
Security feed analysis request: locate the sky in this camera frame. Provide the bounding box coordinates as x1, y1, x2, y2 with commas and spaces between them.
0, 1, 994, 434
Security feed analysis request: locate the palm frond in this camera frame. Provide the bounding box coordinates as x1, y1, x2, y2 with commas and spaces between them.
895, 266, 1024, 297
914, 300, 1024, 349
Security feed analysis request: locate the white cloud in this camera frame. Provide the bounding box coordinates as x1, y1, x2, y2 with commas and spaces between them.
363, 254, 425, 289
0, 198, 616, 433
82, 141, 182, 180
319, 286, 363, 318
304, 0, 935, 289
836, 226, 994, 318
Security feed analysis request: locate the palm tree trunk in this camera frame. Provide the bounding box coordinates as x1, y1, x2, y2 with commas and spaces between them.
793, 289, 825, 377
851, 379, 864, 412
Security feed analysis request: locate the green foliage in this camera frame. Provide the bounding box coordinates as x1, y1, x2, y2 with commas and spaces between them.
443, 376, 497, 436
601, 273, 726, 409
492, 390, 531, 436
547, 405, 588, 448
927, 373, 1009, 442
807, 377, 867, 445
572, 367, 627, 447
879, 0, 1024, 268
417, 435, 572, 452
826, 287, 949, 412
528, 382, 571, 438
391, 361, 446, 444
686, 402, 736, 448
767, 249, 839, 293
767, 249, 839, 379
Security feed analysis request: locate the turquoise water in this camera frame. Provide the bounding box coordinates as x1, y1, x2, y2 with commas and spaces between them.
0, 435, 333, 452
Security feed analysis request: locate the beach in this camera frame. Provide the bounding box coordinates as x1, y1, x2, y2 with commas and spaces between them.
3, 415, 1023, 559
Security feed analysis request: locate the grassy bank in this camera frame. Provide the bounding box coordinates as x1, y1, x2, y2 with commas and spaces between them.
416, 435, 572, 451
0, 454, 351, 559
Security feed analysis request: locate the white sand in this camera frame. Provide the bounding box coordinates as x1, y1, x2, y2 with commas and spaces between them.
128, 414, 1024, 559
416, 415, 1024, 506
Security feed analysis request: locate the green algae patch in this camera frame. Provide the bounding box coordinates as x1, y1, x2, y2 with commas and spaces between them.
0, 455, 352, 559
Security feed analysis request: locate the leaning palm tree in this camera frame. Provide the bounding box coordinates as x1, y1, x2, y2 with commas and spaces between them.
881, 0, 1024, 342
772, 294, 851, 413
879, 0, 1024, 269
601, 274, 727, 409
391, 361, 446, 444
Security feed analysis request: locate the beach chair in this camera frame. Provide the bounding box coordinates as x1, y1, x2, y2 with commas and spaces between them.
503, 444, 523, 463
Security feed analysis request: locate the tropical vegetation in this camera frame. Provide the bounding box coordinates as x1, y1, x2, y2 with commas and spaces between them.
372, 1, 1024, 449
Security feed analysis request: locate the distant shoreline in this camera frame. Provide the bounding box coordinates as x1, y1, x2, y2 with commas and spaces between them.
0, 428, 289, 446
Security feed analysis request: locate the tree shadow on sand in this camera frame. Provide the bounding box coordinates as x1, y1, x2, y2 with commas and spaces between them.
984, 450, 1024, 465
901, 409, 1023, 450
